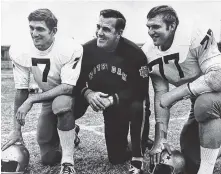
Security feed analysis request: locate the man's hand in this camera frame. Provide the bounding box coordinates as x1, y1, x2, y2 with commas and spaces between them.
1, 130, 24, 151
16, 99, 33, 126
99, 97, 113, 109
148, 122, 171, 173
85, 91, 109, 112
149, 139, 172, 172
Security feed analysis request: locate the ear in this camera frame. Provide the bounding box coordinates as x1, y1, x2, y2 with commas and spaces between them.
170, 22, 176, 31
117, 29, 123, 38
51, 27, 57, 36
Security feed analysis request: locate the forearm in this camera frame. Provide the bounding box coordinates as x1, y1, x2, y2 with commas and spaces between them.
189, 74, 216, 96
154, 90, 170, 132
14, 89, 29, 130
28, 83, 74, 104
160, 84, 192, 108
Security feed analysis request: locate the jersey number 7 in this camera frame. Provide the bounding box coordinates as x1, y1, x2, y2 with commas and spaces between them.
32, 57, 81, 82
32, 58, 50, 82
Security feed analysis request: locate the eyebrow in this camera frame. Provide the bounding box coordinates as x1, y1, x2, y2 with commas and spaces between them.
29, 25, 45, 30
96, 24, 111, 30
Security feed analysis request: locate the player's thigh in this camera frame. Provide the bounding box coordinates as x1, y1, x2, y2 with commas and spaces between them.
204, 67, 221, 92
37, 101, 58, 145
73, 94, 89, 120
194, 92, 221, 122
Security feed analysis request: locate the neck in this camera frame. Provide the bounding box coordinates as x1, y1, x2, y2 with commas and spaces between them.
38, 37, 55, 51
160, 33, 175, 51
106, 38, 120, 52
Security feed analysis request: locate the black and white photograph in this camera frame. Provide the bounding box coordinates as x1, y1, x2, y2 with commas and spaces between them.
1, 1, 221, 174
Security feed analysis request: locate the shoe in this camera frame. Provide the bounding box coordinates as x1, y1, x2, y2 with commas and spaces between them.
60, 163, 76, 174
145, 138, 154, 150
142, 138, 154, 154
129, 160, 143, 174
74, 124, 80, 147
109, 147, 132, 165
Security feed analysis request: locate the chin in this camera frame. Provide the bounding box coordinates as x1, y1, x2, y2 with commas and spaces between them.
34, 44, 41, 48
34, 44, 43, 50
97, 42, 106, 48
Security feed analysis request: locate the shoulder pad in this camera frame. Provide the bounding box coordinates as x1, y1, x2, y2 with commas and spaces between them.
9, 43, 32, 67
190, 21, 217, 49
54, 36, 83, 63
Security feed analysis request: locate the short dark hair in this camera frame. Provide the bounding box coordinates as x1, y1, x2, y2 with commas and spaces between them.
218, 42, 221, 52
28, 8, 58, 31
100, 9, 126, 31
147, 5, 179, 29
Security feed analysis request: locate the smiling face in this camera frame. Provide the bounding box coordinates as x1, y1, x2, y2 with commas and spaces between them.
96, 16, 122, 51
146, 15, 175, 50
29, 20, 56, 51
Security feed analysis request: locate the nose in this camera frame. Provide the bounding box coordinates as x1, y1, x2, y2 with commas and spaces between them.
32, 29, 39, 37
97, 28, 104, 36
148, 27, 155, 36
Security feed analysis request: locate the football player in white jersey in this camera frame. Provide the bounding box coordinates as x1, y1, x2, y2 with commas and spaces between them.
1, 9, 83, 174
142, 5, 221, 174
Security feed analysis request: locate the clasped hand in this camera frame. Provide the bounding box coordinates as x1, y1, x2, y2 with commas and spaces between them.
86, 91, 112, 112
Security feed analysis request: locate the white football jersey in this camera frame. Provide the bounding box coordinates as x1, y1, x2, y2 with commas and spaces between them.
10, 36, 83, 91
142, 22, 221, 88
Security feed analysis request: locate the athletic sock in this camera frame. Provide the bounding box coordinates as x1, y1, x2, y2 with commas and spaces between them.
57, 128, 75, 165
132, 157, 143, 162
131, 157, 143, 169
197, 146, 219, 174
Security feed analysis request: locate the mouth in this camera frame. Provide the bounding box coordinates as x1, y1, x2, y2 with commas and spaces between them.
33, 37, 41, 43
151, 36, 159, 41
98, 37, 106, 42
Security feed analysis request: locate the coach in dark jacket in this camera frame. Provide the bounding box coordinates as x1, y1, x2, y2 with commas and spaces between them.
74, 9, 151, 173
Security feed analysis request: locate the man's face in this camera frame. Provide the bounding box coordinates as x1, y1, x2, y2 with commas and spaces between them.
146, 15, 174, 47
96, 16, 121, 51
29, 21, 55, 51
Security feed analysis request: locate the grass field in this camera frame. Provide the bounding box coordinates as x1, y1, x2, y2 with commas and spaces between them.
1, 69, 221, 174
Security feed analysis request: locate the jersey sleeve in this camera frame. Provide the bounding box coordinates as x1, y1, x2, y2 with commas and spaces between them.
9, 45, 31, 89
187, 23, 221, 95
12, 62, 30, 89
60, 44, 83, 86
189, 24, 221, 68
9, 42, 32, 67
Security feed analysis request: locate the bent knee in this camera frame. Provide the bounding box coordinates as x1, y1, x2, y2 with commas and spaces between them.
205, 69, 221, 92
194, 93, 220, 122
52, 95, 74, 115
